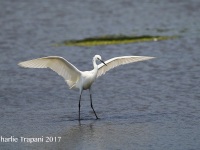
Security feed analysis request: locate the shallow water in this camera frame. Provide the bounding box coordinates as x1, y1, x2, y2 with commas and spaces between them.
0, 0, 200, 149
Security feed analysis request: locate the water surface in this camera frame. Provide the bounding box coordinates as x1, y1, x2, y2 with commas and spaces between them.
0, 0, 200, 149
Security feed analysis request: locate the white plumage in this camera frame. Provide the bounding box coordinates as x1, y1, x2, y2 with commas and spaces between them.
18, 55, 154, 120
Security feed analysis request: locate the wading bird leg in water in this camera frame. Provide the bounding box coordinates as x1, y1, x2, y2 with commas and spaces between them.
79, 90, 83, 121
89, 88, 99, 119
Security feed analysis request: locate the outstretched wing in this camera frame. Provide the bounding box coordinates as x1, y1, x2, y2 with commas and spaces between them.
18, 56, 81, 89
97, 56, 155, 78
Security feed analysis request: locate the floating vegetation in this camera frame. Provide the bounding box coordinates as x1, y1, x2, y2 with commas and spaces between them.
55, 35, 178, 47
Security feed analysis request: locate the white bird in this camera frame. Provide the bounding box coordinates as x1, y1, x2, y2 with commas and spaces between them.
18, 55, 154, 120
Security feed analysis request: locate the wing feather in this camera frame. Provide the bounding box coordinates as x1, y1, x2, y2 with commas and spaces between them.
18, 56, 81, 88
97, 56, 155, 78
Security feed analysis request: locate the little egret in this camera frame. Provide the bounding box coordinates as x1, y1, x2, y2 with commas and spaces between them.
18, 55, 154, 120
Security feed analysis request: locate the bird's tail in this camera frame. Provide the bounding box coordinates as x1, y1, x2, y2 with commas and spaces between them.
65, 80, 76, 89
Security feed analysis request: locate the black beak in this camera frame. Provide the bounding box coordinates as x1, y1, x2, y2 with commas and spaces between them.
99, 59, 107, 66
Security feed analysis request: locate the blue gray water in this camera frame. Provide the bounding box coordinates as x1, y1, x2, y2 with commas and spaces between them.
0, 0, 200, 149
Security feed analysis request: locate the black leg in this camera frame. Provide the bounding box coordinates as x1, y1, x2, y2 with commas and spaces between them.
90, 94, 99, 119
79, 94, 81, 121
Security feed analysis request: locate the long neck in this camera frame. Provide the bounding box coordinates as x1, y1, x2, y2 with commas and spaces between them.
93, 59, 98, 71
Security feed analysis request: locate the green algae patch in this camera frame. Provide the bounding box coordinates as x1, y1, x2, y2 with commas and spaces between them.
55, 35, 178, 47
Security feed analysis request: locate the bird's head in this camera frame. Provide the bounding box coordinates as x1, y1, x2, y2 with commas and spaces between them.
94, 55, 107, 66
